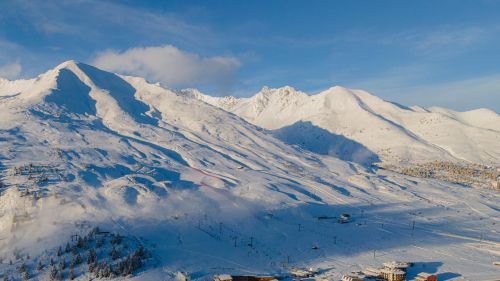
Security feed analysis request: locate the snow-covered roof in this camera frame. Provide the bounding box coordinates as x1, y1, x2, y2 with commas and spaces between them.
382, 261, 411, 269
215, 275, 233, 281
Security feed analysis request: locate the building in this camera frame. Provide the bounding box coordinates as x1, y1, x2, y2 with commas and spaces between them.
413, 272, 437, 281
214, 275, 277, 281
290, 267, 318, 278
342, 271, 385, 281
382, 261, 411, 272
492, 178, 500, 190
176, 272, 190, 281
363, 267, 382, 278
342, 273, 365, 281
379, 268, 406, 281
214, 275, 233, 281
338, 213, 351, 224
232, 276, 276, 281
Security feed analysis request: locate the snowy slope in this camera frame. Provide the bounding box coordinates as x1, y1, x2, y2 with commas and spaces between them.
186, 86, 500, 166
0, 61, 361, 266
0, 62, 499, 280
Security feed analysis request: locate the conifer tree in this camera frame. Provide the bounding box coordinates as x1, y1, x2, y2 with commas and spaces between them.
18, 263, 27, 273
49, 266, 58, 281
87, 248, 97, 264
36, 260, 43, 271
22, 271, 30, 281
77, 236, 83, 248
69, 268, 75, 280
110, 246, 119, 260
59, 258, 66, 270
96, 238, 103, 248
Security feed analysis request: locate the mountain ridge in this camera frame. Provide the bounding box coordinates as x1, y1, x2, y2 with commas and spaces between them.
184, 85, 500, 166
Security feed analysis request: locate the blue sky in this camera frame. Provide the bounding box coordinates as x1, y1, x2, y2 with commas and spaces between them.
0, 0, 499, 112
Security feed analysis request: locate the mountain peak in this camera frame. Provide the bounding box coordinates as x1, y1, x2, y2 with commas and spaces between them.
259, 85, 301, 95
255, 86, 308, 104
52, 60, 84, 73
56, 59, 79, 68
322, 85, 360, 96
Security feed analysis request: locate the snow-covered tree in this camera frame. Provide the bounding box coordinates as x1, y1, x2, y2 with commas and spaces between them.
22, 271, 30, 281
59, 258, 66, 270
69, 268, 75, 280
110, 246, 119, 260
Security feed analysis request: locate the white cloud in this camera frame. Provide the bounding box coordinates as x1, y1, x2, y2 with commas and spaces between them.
0, 61, 22, 80
93, 45, 240, 90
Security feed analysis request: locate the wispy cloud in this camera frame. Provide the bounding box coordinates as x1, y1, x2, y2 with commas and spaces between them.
0, 0, 221, 78
380, 25, 492, 55
350, 64, 500, 112
0, 39, 23, 60
412, 27, 484, 50
400, 74, 500, 112
93, 45, 240, 92
0, 61, 22, 80
1, 0, 215, 46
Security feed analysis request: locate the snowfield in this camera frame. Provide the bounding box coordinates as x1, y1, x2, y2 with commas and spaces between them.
0, 61, 498, 280
184, 86, 500, 166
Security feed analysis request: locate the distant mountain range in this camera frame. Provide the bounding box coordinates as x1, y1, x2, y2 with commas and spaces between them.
183, 86, 500, 166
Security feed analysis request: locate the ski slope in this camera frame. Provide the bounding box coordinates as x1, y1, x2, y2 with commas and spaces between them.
0, 61, 498, 280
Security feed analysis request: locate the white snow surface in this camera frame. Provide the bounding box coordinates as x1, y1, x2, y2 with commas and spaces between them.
184, 86, 500, 166
0, 61, 498, 280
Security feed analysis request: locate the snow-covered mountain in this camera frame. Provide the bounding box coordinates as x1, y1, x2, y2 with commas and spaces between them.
0, 62, 499, 280
184, 86, 500, 166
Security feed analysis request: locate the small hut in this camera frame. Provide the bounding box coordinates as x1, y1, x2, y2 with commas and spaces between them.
341, 273, 365, 281
214, 275, 233, 281
290, 267, 318, 278
413, 272, 437, 281
363, 267, 381, 278
338, 213, 351, 224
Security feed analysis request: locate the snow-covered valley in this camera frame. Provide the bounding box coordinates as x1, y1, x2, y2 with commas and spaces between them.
0, 61, 498, 280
